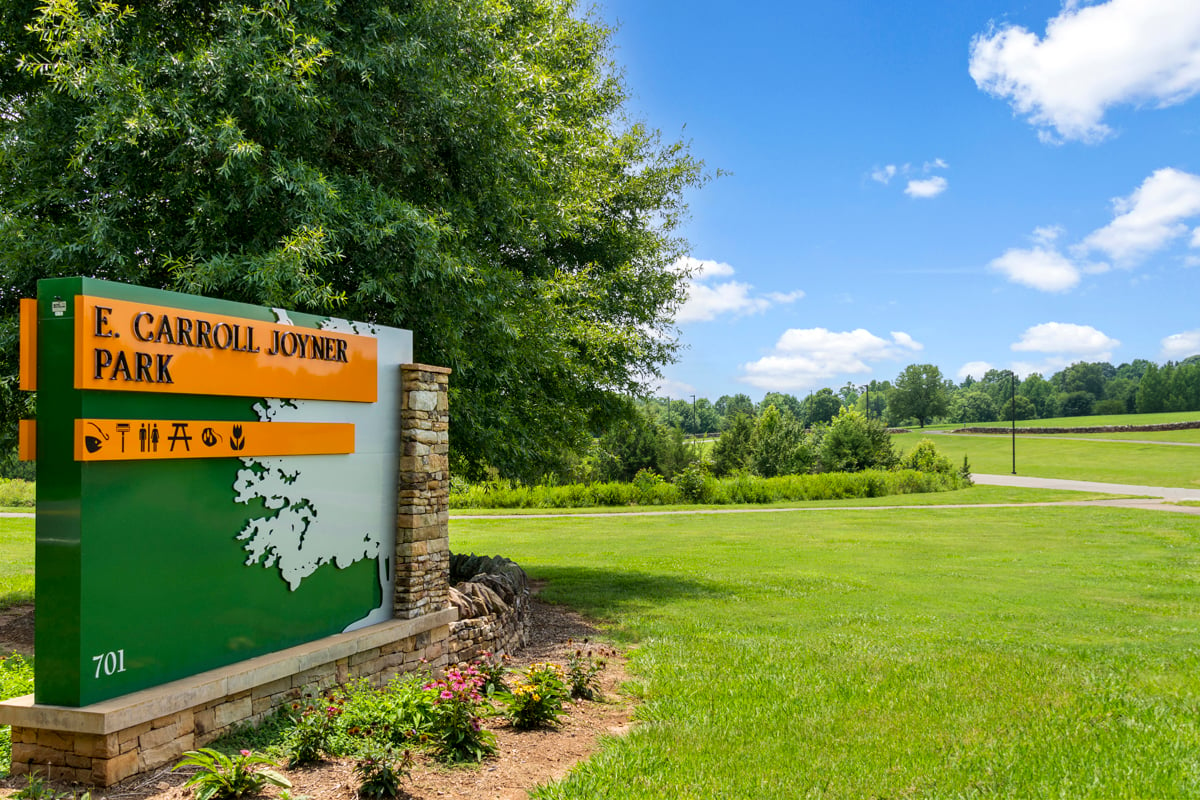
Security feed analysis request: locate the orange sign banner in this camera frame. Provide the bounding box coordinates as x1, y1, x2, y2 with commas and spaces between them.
74, 419, 355, 462
74, 296, 377, 402
19, 298, 36, 391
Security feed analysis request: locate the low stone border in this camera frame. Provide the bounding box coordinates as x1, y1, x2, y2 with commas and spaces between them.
954, 421, 1200, 434
0, 609, 456, 785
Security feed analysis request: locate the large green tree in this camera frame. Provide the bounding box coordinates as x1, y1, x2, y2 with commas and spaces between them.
889, 364, 949, 428
0, 0, 705, 480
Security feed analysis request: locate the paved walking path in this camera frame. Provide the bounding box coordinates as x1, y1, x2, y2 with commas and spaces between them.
970, 472, 1200, 501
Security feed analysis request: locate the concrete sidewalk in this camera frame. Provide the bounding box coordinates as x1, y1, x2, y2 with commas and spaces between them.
972, 473, 1200, 501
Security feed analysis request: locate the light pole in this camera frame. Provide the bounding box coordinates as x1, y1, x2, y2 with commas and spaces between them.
1005, 370, 1018, 474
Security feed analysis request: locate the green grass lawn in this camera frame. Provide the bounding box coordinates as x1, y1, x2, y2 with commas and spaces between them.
452, 506, 1200, 799
896, 431, 1200, 488
0, 518, 33, 610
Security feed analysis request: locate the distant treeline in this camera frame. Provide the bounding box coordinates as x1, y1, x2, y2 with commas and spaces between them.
644, 356, 1200, 434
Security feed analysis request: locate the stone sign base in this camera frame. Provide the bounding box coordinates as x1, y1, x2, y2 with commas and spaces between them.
0, 610, 456, 786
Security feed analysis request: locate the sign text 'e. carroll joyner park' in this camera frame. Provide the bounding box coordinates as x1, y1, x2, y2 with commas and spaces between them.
20, 277, 413, 707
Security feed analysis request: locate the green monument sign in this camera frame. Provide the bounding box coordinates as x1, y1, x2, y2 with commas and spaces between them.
22, 278, 412, 706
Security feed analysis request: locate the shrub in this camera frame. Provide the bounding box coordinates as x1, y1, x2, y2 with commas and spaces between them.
0, 479, 34, 507
284, 694, 339, 766
819, 407, 897, 473
899, 438, 954, 475
672, 462, 711, 503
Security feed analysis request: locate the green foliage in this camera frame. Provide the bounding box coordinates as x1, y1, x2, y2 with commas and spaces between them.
352, 743, 412, 800
424, 665, 496, 762
948, 389, 998, 423
283, 694, 338, 766
505, 663, 567, 730
451, 469, 965, 509
565, 645, 608, 701
801, 388, 842, 426
818, 406, 897, 473
749, 405, 805, 478
0, 480, 34, 508
174, 748, 290, 800
709, 412, 754, 477
11, 770, 86, 800
898, 438, 955, 475
1, 653, 35, 778
473, 652, 510, 696
890, 364, 949, 427
0, 0, 707, 482
671, 462, 711, 503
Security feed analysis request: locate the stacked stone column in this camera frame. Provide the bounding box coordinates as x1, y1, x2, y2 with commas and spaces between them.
395, 364, 452, 619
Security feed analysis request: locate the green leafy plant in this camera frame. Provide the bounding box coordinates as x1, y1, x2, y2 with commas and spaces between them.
11, 770, 82, 800
174, 748, 291, 800
505, 662, 567, 730
472, 652, 510, 696
284, 693, 339, 766
424, 666, 496, 762
352, 742, 412, 799
565, 644, 607, 701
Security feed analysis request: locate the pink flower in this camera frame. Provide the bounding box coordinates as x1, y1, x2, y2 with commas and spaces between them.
239, 749, 251, 757
440, 690, 453, 700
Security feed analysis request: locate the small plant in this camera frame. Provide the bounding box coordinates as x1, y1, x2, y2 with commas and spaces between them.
472, 652, 510, 695
12, 770, 68, 800
960, 454, 974, 485
174, 748, 291, 800
352, 742, 412, 799
565, 643, 607, 701
284, 693, 339, 766
424, 665, 496, 762
505, 662, 567, 730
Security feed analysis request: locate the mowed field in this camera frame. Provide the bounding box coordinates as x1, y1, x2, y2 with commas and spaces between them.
453, 505, 1200, 799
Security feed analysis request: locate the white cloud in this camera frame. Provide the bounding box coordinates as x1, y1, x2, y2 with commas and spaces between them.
988, 246, 1083, 291
1032, 224, 1065, 244
991, 168, 1200, 291
957, 361, 994, 381
924, 158, 950, 171
1162, 330, 1200, 359
1078, 168, 1200, 263
871, 164, 897, 185
969, 0, 1200, 143
890, 331, 923, 351
673, 257, 803, 323
739, 328, 922, 391
1011, 322, 1120, 361
905, 176, 949, 199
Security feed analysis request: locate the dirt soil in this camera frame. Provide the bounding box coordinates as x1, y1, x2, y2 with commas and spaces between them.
1, 597, 635, 800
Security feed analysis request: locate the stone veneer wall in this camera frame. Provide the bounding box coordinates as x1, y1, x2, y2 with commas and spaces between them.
1, 363, 457, 787
395, 365, 451, 619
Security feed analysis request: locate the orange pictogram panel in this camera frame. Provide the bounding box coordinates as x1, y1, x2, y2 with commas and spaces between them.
74, 419, 355, 461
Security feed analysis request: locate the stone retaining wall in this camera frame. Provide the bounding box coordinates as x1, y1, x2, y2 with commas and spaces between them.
954, 420, 1200, 434
447, 554, 532, 663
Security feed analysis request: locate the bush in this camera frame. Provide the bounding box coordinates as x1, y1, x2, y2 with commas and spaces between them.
899, 439, 955, 475
0, 479, 34, 507
819, 407, 897, 473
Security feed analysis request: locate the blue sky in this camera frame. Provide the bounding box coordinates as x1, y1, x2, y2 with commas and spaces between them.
596, 0, 1200, 401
